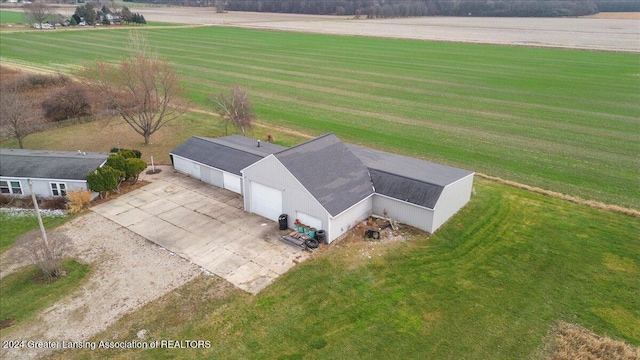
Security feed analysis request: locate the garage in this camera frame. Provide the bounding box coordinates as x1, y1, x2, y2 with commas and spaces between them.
173, 155, 201, 179
223, 172, 242, 194
250, 181, 282, 221
200, 166, 224, 188
170, 136, 286, 195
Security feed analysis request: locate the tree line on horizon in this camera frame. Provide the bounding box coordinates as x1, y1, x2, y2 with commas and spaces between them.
125, 0, 639, 17
226, 0, 600, 17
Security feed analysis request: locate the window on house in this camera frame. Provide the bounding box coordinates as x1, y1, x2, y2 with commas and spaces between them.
0, 180, 23, 195
0, 181, 9, 194
50, 182, 67, 197
10, 181, 22, 195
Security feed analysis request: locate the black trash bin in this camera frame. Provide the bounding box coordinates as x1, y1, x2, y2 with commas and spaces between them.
278, 214, 288, 230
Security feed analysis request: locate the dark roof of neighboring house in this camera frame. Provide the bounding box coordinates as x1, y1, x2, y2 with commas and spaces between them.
0, 148, 109, 181
170, 136, 286, 176
275, 134, 374, 216
347, 144, 474, 209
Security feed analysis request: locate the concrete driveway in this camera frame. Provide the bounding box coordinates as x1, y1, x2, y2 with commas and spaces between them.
92, 167, 308, 294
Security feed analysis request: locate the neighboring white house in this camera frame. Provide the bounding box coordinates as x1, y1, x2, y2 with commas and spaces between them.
0, 148, 109, 198
171, 134, 475, 243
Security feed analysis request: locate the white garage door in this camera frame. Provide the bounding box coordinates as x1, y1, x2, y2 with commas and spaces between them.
250, 182, 282, 221
296, 211, 322, 230
223, 172, 242, 194
173, 156, 200, 179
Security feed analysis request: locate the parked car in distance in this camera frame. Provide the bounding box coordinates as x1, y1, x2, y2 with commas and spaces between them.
78, 21, 86, 26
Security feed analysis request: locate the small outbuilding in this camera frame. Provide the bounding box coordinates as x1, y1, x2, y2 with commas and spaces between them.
171, 133, 475, 243
0, 148, 109, 198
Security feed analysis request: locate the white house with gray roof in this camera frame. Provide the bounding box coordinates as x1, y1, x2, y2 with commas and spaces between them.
0, 148, 109, 198
171, 134, 474, 243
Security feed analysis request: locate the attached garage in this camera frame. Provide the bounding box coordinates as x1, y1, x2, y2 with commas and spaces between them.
223, 173, 242, 194
348, 144, 474, 233
243, 134, 374, 243
200, 166, 224, 188
250, 181, 282, 221
170, 136, 286, 195
173, 155, 201, 179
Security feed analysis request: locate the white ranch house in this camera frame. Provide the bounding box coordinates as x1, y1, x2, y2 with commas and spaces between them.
0, 148, 109, 198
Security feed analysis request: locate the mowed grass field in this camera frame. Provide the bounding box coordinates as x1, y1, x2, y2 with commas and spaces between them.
53, 179, 640, 359
0, 26, 637, 209
0, 10, 25, 24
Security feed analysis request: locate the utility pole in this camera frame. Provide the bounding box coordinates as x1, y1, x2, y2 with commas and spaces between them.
28, 179, 49, 247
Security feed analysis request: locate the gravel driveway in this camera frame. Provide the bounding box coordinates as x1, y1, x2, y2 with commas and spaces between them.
0, 208, 202, 360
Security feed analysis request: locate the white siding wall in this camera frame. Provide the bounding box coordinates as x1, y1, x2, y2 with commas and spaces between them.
327, 195, 372, 243
223, 173, 242, 194
173, 155, 201, 179
200, 166, 224, 188
372, 194, 435, 233
243, 155, 329, 232
1, 177, 88, 198
432, 173, 474, 231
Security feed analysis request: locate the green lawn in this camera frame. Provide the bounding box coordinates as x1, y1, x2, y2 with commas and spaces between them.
0, 259, 90, 329
54, 179, 640, 359
0, 27, 637, 209
0, 111, 307, 165
0, 211, 69, 254
0, 10, 25, 24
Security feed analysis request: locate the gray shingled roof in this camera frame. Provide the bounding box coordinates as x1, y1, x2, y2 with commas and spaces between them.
275, 134, 374, 216
0, 148, 109, 181
170, 136, 286, 175
347, 144, 474, 209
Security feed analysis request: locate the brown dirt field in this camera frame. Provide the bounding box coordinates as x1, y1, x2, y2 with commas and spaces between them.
585, 12, 640, 19
132, 8, 639, 52
3, 6, 636, 51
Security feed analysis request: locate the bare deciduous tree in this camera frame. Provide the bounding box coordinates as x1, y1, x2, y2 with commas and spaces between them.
23, 1, 54, 28
19, 231, 70, 282
210, 85, 255, 136
77, 32, 185, 144
0, 87, 40, 148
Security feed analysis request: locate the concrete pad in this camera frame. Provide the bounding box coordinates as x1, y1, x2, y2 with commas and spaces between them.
226, 261, 274, 293
92, 199, 135, 217
109, 207, 154, 227
91, 170, 309, 294
138, 198, 180, 215
126, 190, 161, 207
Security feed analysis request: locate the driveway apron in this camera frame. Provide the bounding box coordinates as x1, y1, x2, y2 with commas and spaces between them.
92, 168, 308, 294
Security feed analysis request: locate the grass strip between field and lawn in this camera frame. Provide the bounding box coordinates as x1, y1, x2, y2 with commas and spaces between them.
53, 178, 640, 359
0, 26, 637, 209
0, 259, 90, 330
0, 10, 25, 25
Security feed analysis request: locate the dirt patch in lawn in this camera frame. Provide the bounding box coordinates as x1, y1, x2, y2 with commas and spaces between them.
0, 212, 204, 359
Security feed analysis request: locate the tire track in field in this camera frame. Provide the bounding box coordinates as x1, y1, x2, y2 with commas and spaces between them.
8, 29, 638, 127
199, 77, 635, 168
176, 55, 638, 143
178, 63, 638, 164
